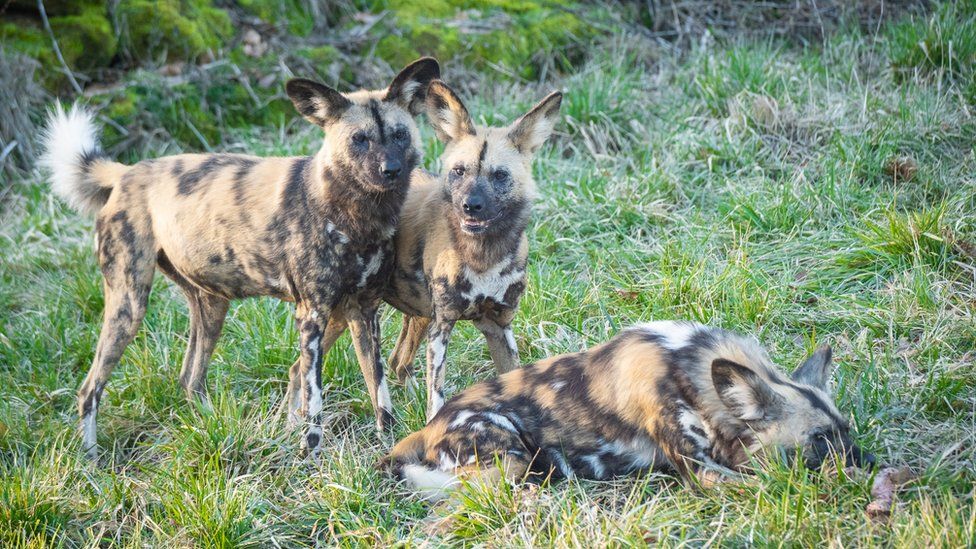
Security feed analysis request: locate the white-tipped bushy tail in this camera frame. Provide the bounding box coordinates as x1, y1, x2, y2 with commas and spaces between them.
400, 464, 459, 501
40, 102, 115, 215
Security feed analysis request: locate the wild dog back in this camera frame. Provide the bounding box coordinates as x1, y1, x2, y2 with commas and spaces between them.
383, 321, 873, 499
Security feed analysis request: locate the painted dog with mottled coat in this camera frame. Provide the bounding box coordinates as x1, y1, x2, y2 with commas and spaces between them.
285, 80, 562, 423
40, 58, 440, 458
381, 321, 875, 500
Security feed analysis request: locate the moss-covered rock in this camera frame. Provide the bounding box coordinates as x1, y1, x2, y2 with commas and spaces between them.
115, 0, 233, 64
236, 0, 315, 36
10, 0, 103, 16
371, 0, 593, 79
96, 67, 295, 154
49, 5, 117, 70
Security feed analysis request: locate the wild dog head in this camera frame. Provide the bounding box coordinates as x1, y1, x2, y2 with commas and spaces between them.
286, 58, 440, 193
711, 345, 875, 470
425, 80, 561, 236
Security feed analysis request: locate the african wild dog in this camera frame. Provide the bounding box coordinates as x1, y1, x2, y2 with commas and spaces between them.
381, 321, 875, 499
284, 80, 562, 423
40, 58, 440, 458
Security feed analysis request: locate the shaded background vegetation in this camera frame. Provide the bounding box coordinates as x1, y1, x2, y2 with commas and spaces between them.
2, 0, 963, 181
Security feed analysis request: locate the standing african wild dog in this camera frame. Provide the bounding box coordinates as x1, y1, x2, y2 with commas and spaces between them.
285, 80, 562, 423
382, 321, 875, 500
39, 58, 440, 458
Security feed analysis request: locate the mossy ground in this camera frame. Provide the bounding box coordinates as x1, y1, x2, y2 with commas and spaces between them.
1, 2, 975, 547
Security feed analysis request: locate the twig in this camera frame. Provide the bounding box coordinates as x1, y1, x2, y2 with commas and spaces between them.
37, 0, 84, 95
0, 140, 18, 167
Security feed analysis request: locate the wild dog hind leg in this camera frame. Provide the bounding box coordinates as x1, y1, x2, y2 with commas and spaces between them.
474, 317, 519, 374
389, 315, 430, 397
78, 211, 155, 459
178, 289, 229, 404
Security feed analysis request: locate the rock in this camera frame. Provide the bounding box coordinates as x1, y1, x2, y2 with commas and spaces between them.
866, 466, 915, 521
242, 28, 268, 58
883, 156, 918, 184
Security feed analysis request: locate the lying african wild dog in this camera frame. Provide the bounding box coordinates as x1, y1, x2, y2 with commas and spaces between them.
40, 58, 440, 458
284, 80, 562, 423
381, 321, 875, 499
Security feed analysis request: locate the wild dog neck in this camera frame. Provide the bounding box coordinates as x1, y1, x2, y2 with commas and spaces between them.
443, 196, 530, 272
309, 152, 408, 244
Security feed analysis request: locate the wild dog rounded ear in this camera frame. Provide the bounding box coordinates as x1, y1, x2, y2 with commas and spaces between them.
286, 78, 352, 127
425, 80, 475, 144
385, 57, 441, 115
791, 345, 833, 390
508, 91, 562, 155
711, 358, 782, 422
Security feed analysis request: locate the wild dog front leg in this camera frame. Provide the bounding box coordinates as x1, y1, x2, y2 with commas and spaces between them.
287, 314, 347, 429
647, 408, 732, 487
474, 317, 520, 374
425, 317, 457, 422
346, 306, 394, 433
295, 303, 331, 457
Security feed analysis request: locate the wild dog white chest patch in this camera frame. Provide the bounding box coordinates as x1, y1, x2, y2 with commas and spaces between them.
460, 261, 524, 305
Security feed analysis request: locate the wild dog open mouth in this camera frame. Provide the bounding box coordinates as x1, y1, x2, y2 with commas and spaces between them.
460, 211, 503, 234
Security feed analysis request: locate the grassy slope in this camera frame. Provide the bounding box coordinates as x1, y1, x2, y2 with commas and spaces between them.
2, 10, 975, 549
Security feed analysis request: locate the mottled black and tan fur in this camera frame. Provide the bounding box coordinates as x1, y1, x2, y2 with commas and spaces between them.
40, 59, 441, 458
284, 80, 562, 422
382, 321, 874, 499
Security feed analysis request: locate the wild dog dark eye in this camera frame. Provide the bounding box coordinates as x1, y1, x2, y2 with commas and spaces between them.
451, 165, 465, 177
491, 169, 510, 184
352, 132, 368, 145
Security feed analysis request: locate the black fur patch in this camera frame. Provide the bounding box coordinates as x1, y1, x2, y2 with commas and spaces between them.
177, 156, 257, 196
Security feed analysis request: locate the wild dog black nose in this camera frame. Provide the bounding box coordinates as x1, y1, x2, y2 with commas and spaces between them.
462, 194, 484, 213
381, 159, 402, 180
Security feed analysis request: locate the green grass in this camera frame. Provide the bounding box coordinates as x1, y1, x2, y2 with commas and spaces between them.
2, 6, 976, 547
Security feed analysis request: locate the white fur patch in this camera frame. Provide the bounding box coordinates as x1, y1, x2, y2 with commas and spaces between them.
357, 250, 383, 288
450, 410, 475, 429
548, 449, 574, 478
305, 335, 323, 419
401, 464, 459, 501
601, 436, 661, 470
438, 451, 460, 470
460, 263, 524, 305
40, 102, 106, 215
483, 412, 517, 433
679, 409, 711, 449
428, 392, 445, 421
504, 328, 518, 354
637, 321, 704, 350
81, 405, 97, 453
551, 380, 566, 391
376, 376, 392, 412
326, 222, 350, 244
583, 454, 605, 479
